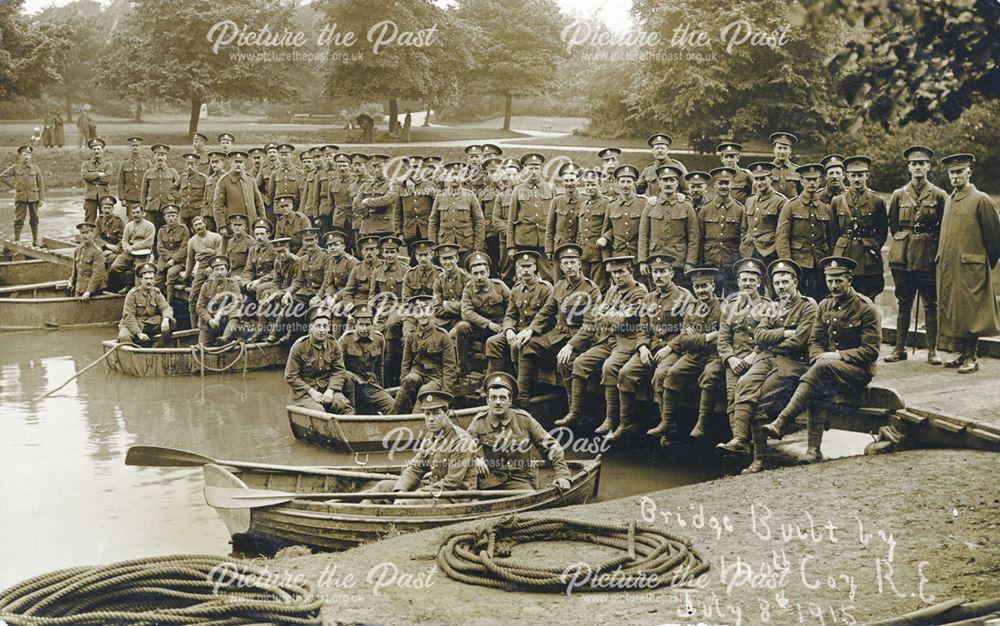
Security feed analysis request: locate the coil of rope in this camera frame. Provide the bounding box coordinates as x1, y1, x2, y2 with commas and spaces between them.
0, 554, 323, 625
436, 515, 709, 593
190, 340, 249, 378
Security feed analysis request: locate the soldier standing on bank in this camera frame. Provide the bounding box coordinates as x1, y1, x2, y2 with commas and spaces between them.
830, 156, 888, 300
597, 147, 622, 201
739, 162, 787, 267
355, 153, 397, 238
140, 144, 179, 233
769, 132, 801, 199
506, 153, 556, 281
298, 149, 320, 223
81, 138, 113, 224
637, 133, 688, 197
117, 137, 151, 212
775, 163, 837, 301
313, 145, 339, 235
490, 158, 521, 278
686, 171, 711, 213
217, 133, 235, 156
817, 154, 847, 205
191, 132, 208, 168
395, 156, 437, 247
267, 144, 303, 211
639, 164, 698, 282
884, 146, 948, 364
273, 194, 311, 254
545, 163, 581, 274
330, 153, 355, 251
0, 145, 45, 246
430, 162, 485, 267
598, 165, 644, 261
716, 142, 753, 205
698, 167, 744, 293
577, 169, 609, 287
202, 152, 228, 232
176, 153, 207, 231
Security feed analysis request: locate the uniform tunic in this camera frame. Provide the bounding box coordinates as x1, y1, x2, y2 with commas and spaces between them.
466, 408, 570, 490
402, 264, 442, 299
887, 180, 948, 273
70, 242, 108, 295
430, 187, 485, 252
340, 330, 386, 386
770, 160, 801, 199
300, 169, 319, 219
242, 241, 277, 283
267, 165, 303, 208
156, 223, 190, 268
81, 156, 114, 201
322, 253, 359, 298
432, 267, 470, 322
274, 211, 311, 253
602, 194, 644, 258
213, 172, 265, 225
776, 191, 836, 269
577, 195, 609, 263
340, 258, 382, 307
117, 156, 151, 206
638, 195, 699, 266
545, 192, 580, 256
97, 214, 124, 248
120, 285, 172, 334
527, 274, 601, 347
501, 279, 552, 332
285, 335, 347, 402
140, 165, 179, 214
370, 260, 408, 302
177, 170, 208, 222
289, 247, 330, 299
396, 180, 437, 241
0, 162, 45, 202
355, 178, 395, 235
661, 295, 722, 393
831, 188, 888, 277
460, 279, 511, 330
802, 289, 881, 391
394, 421, 478, 493
223, 232, 254, 276
730, 168, 754, 206
698, 196, 744, 269
740, 189, 787, 259
330, 174, 354, 230
196, 277, 243, 324
507, 181, 556, 249
400, 324, 458, 392
637, 158, 688, 197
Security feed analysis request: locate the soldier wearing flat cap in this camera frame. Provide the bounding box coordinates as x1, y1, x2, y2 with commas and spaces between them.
639, 164, 699, 281
337, 235, 383, 311
68, 221, 108, 300
484, 249, 553, 377
117, 136, 151, 212
506, 153, 556, 282
196, 255, 244, 346
139, 144, 178, 232
81, 137, 114, 223
392, 294, 459, 415
213, 151, 265, 237
576, 169, 609, 287
0, 145, 45, 245
431, 243, 471, 330
612, 254, 691, 439
338, 304, 395, 415
769, 131, 801, 199
177, 153, 208, 231
638, 133, 688, 197
118, 262, 175, 346
558, 256, 647, 437
717, 258, 816, 472
884, 146, 949, 364
739, 162, 788, 269
431, 161, 486, 265
936, 153, 1000, 374
775, 163, 837, 301
319, 230, 359, 308
817, 154, 847, 205
763, 256, 881, 463
517, 244, 601, 408
697, 167, 745, 292
598, 165, 645, 262
545, 163, 582, 274
716, 142, 753, 205
266, 144, 303, 212
155, 204, 190, 296
285, 304, 352, 413
222, 213, 255, 277
830, 155, 888, 300
466, 371, 572, 491
282, 227, 330, 338
451, 252, 511, 378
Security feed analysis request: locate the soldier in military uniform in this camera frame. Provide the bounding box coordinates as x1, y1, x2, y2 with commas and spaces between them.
68, 221, 108, 299
213, 151, 265, 234
467, 372, 572, 491
559, 256, 647, 437
179, 215, 224, 326
739, 162, 788, 268
484, 250, 552, 376
717, 259, 816, 472
108, 204, 155, 292
155, 205, 189, 297
176, 153, 207, 231
370, 236, 408, 385
686, 171, 711, 213
320, 230, 359, 312
298, 149, 319, 222
0, 145, 45, 245
451, 252, 511, 378
240, 219, 276, 341
196, 255, 243, 345
598, 147, 622, 201
247, 147, 265, 183
393, 157, 436, 248
202, 152, 228, 232
402, 239, 441, 300
698, 167, 744, 294
775, 163, 837, 301
884, 146, 949, 363
285, 305, 352, 413
283, 227, 329, 337
355, 154, 397, 238
431, 243, 470, 329
81, 138, 114, 223
260, 238, 297, 343
222, 213, 254, 278
273, 193, 311, 254
764, 257, 881, 462
95, 195, 124, 256
140, 144, 178, 232
769, 132, 801, 199
117, 262, 175, 345
392, 294, 459, 415
490, 158, 521, 278
507, 153, 555, 281
337, 235, 381, 310
637, 133, 688, 197
817, 154, 847, 205
830, 156, 888, 299
330, 153, 356, 251
431, 161, 486, 267
191, 132, 208, 170
545, 163, 581, 274
598, 165, 644, 262
116, 137, 150, 212
716, 142, 753, 205
337, 305, 395, 415
217, 133, 234, 156
639, 165, 699, 282
266, 144, 302, 210
577, 169, 609, 287
312, 145, 337, 234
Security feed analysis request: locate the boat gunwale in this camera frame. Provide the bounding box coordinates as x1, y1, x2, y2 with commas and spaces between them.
288, 404, 488, 424
102, 329, 284, 355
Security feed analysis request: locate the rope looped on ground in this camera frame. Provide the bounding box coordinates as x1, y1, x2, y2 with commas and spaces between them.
437, 514, 709, 593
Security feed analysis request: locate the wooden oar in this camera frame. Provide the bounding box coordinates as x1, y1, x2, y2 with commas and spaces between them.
204, 485, 535, 509
125, 446, 399, 480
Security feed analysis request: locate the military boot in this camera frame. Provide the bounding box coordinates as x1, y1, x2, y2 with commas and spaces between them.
802, 411, 825, 463
689, 391, 715, 438
741, 423, 769, 474
607, 390, 637, 441
885, 306, 910, 362
515, 357, 538, 409
595, 385, 619, 435
925, 314, 941, 365
762, 382, 813, 439
649, 390, 679, 441
13, 226, 21, 243
555, 375, 586, 426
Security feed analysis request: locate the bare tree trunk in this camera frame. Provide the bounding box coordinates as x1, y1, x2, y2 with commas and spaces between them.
503, 93, 512, 131
422, 101, 431, 127
188, 97, 202, 136
134, 100, 143, 122
388, 98, 399, 134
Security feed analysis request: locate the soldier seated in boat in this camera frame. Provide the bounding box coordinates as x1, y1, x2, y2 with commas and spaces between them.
155, 204, 189, 298
451, 252, 510, 379
95, 195, 124, 257
68, 221, 108, 301
762, 256, 881, 463
195, 255, 244, 346
484, 249, 552, 376
391, 294, 458, 415
466, 372, 571, 491
339, 304, 394, 415
285, 304, 352, 413
108, 204, 156, 293
259, 238, 298, 343
117, 262, 175, 346
367, 390, 478, 505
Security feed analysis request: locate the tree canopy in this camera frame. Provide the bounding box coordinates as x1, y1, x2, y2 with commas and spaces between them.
0, 0, 62, 100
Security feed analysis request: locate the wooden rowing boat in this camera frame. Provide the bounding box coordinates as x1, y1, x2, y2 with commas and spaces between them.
288, 404, 486, 452
202, 457, 602, 552
0, 281, 124, 330
101, 328, 288, 377
0, 258, 70, 286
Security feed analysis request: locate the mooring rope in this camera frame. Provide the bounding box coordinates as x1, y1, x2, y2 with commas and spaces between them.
32, 343, 132, 401
190, 341, 249, 377
436, 514, 709, 593
0, 554, 323, 625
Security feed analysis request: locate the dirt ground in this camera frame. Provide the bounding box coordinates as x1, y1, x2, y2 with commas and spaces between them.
264, 448, 998, 626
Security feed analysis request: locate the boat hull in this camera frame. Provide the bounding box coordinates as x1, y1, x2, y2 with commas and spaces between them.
102, 329, 288, 377
0, 285, 124, 331
0, 259, 70, 286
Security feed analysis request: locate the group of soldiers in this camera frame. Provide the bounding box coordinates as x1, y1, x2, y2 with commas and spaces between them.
7, 127, 1000, 474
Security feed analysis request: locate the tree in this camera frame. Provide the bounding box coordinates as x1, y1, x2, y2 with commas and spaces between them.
315, 0, 469, 135
455, 0, 566, 131
0, 0, 62, 100
802, 0, 1000, 128
95, 0, 299, 135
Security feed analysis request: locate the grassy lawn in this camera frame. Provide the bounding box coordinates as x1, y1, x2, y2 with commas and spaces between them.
445, 116, 590, 133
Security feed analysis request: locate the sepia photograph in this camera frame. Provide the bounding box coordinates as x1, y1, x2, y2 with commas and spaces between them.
0, 0, 998, 624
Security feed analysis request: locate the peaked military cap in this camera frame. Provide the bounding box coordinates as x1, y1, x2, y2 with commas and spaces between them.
464, 144, 483, 155
162, 204, 180, 215
709, 167, 736, 180
559, 162, 582, 177
357, 235, 381, 249
99, 195, 118, 205
434, 243, 460, 258
126, 136, 144, 145
501, 158, 521, 171
228, 151, 249, 160
795, 163, 824, 178
513, 249, 541, 265
76, 222, 97, 232
263, 142, 278, 152
821, 154, 845, 170
685, 171, 711, 184
555, 243, 583, 260
605, 255, 634, 270
352, 304, 374, 320
520, 153, 546, 166
368, 153, 390, 162
747, 162, 776, 177
686, 267, 718, 283
481, 143, 503, 156
379, 235, 403, 248
647, 133, 672, 147
406, 293, 434, 306
252, 218, 272, 232
769, 131, 798, 146
597, 147, 622, 160
270, 237, 291, 247
442, 161, 466, 173
135, 262, 157, 276
844, 156, 872, 172
656, 164, 683, 179
614, 165, 640, 180
210, 255, 231, 268
903, 146, 935, 162
322, 144, 340, 153
580, 169, 603, 180
88, 138, 106, 149
768, 258, 802, 280
192, 132, 208, 142
410, 239, 435, 254
274, 194, 295, 203
150, 144, 170, 154
277, 143, 295, 153
716, 142, 743, 154
647, 254, 677, 269
324, 230, 347, 244
207, 151, 227, 160
484, 156, 503, 168
296, 226, 320, 236
333, 153, 352, 163
733, 257, 766, 277
423, 155, 443, 164
227, 213, 249, 225
820, 256, 856, 275
307, 304, 331, 323
182, 152, 202, 162
941, 153, 975, 170
466, 251, 491, 270
350, 153, 370, 163
483, 371, 518, 397
419, 389, 454, 410
17, 145, 33, 154
217, 133, 235, 143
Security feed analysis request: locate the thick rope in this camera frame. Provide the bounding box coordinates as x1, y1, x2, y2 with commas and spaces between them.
32, 343, 129, 401
189, 341, 249, 377
436, 514, 709, 593
0, 554, 323, 625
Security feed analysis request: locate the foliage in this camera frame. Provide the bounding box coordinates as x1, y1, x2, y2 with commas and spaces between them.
0, 0, 63, 99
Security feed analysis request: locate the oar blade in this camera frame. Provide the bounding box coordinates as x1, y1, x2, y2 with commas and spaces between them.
204, 486, 294, 509
125, 445, 215, 467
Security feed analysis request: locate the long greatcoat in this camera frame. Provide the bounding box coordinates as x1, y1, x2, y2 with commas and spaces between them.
936, 184, 1000, 338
